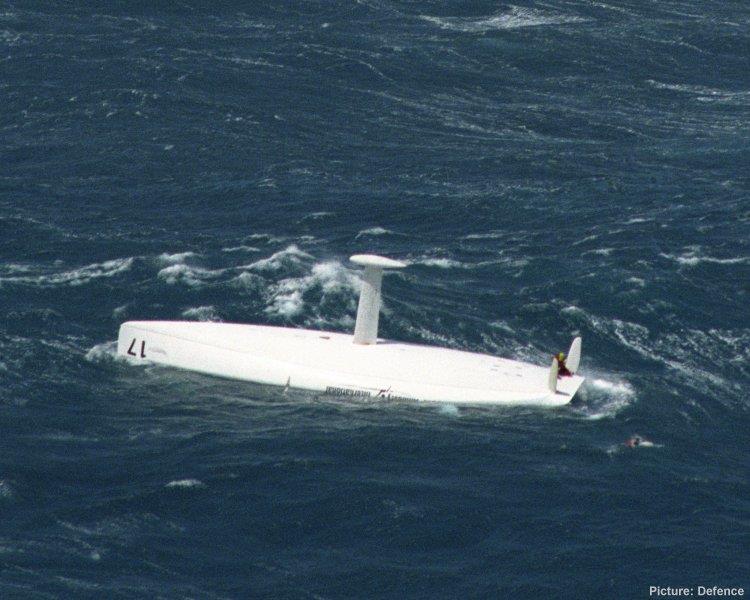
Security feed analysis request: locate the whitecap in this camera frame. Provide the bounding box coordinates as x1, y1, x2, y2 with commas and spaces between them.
462, 231, 505, 240
572, 378, 636, 420
181, 306, 221, 322
562, 305, 740, 398
84, 341, 118, 363
355, 227, 394, 238
112, 304, 128, 318
265, 260, 360, 318
0, 258, 134, 287
267, 289, 304, 317
413, 257, 466, 269
165, 478, 205, 489
243, 233, 285, 243
156, 251, 197, 265
0, 262, 35, 275
438, 404, 460, 417
157, 263, 224, 287
231, 270, 264, 290
582, 248, 614, 257
312, 314, 356, 329
243, 244, 313, 273
660, 251, 748, 266
489, 320, 515, 334
572, 234, 599, 246
0, 480, 14, 499
301, 211, 334, 220
221, 245, 260, 253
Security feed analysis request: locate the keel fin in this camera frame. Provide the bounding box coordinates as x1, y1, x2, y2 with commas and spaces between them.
350, 255, 406, 345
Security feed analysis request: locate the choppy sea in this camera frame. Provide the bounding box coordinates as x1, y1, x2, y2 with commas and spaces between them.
1, 1, 749, 597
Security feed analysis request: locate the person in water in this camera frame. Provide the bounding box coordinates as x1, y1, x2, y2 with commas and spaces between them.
625, 435, 654, 448
556, 352, 572, 377
626, 435, 643, 448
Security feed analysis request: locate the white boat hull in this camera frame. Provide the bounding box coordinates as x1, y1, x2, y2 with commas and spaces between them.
117, 321, 584, 407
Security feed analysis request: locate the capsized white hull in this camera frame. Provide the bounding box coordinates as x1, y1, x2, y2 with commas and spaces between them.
117, 321, 584, 406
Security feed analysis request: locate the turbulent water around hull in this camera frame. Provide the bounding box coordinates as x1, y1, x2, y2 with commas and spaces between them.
2, 0, 749, 597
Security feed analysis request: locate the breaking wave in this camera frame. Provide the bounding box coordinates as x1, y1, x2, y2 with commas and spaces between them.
0, 258, 133, 288
165, 479, 205, 489
571, 377, 637, 420
156, 251, 197, 265
265, 260, 360, 320
561, 305, 746, 402
355, 227, 395, 238
181, 306, 221, 322
84, 341, 118, 363
660, 248, 749, 267
242, 244, 313, 273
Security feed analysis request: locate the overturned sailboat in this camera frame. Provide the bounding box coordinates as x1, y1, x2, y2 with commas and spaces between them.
117, 254, 584, 406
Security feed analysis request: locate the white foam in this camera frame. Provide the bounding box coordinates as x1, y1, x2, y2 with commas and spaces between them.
165, 478, 205, 489
112, 304, 128, 318
244, 244, 312, 273
582, 248, 614, 257
265, 260, 359, 319
0, 480, 14, 499
231, 270, 264, 290
413, 258, 465, 269
313, 314, 356, 329
85, 340, 144, 366
660, 251, 748, 266
157, 263, 223, 286
181, 306, 221, 322
646, 80, 750, 104
463, 231, 505, 240
589, 378, 636, 397
0, 258, 133, 287
156, 251, 197, 265
221, 245, 260, 253
355, 227, 394, 238
267, 288, 304, 317
572, 234, 599, 246
420, 8, 588, 32
573, 377, 636, 420
438, 404, 460, 417
489, 320, 515, 334
85, 341, 116, 363
562, 305, 740, 398
85, 340, 135, 365
244, 233, 285, 243
0, 263, 34, 275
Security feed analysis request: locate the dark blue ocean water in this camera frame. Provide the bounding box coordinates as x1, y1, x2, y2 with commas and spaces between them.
1, 1, 749, 597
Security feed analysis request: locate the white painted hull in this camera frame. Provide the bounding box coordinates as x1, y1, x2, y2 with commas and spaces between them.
117, 321, 584, 406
